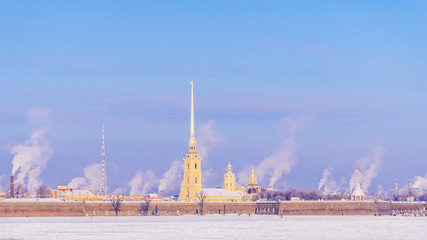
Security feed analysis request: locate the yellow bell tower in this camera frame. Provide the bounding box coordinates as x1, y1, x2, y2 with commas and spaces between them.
224, 161, 236, 192
249, 165, 258, 186
179, 81, 202, 201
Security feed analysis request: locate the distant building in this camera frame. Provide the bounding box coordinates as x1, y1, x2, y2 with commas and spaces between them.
246, 166, 262, 195
223, 161, 236, 192
52, 185, 101, 201
351, 160, 365, 201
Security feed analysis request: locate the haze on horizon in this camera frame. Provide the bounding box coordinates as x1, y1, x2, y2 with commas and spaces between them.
0, 1, 426, 196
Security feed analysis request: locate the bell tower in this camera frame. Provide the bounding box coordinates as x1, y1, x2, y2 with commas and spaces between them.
179, 81, 202, 201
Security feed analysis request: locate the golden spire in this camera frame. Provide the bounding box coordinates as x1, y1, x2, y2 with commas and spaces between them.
190, 80, 195, 139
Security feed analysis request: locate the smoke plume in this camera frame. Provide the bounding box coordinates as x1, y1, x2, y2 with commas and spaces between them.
413, 173, 427, 190
197, 120, 225, 159
11, 129, 53, 193
158, 160, 182, 193
129, 170, 158, 196
377, 184, 385, 196
318, 168, 337, 194
237, 118, 298, 188
67, 163, 102, 191
0, 175, 4, 191
257, 138, 296, 188
67, 177, 86, 189
349, 145, 386, 193
9, 108, 53, 193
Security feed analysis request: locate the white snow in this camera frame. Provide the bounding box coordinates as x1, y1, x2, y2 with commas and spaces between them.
0, 215, 425, 240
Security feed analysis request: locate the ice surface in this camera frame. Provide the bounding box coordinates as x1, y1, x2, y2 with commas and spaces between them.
0, 215, 425, 240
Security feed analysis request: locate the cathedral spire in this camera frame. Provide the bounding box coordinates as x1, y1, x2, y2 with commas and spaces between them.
190, 80, 195, 139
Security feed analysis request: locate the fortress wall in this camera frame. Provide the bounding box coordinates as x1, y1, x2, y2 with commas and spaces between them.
0, 201, 425, 217
279, 202, 378, 215
0, 202, 84, 217
376, 202, 426, 215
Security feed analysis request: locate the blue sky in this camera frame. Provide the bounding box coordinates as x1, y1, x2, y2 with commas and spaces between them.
1, 1, 426, 195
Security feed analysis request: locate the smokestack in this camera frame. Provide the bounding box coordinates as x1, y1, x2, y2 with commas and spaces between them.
10, 176, 14, 198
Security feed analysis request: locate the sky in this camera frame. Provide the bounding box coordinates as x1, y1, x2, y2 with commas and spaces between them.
0, 1, 427, 195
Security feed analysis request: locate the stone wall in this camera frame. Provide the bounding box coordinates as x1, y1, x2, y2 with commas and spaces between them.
0, 202, 84, 217
280, 201, 378, 215
0, 201, 425, 217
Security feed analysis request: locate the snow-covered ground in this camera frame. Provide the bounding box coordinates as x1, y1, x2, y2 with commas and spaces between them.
0, 215, 425, 240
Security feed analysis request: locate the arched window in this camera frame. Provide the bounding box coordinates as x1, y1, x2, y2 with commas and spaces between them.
195, 163, 197, 169
187, 164, 189, 169
195, 177, 197, 183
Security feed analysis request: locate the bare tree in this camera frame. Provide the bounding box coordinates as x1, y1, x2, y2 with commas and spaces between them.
111, 195, 122, 216
36, 184, 51, 198
5, 183, 28, 198
196, 190, 207, 216
140, 199, 151, 216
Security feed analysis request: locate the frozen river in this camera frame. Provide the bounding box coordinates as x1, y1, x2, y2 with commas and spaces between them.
0, 215, 425, 240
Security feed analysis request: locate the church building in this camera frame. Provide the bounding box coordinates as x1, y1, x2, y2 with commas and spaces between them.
178, 82, 246, 202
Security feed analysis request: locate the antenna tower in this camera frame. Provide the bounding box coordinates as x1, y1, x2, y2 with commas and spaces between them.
101, 125, 106, 194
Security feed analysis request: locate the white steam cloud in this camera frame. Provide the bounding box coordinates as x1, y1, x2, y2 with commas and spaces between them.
197, 119, 225, 159
67, 177, 86, 189
10, 108, 53, 193
237, 118, 298, 188
11, 129, 53, 193
129, 170, 158, 196
318, 168, 339, 194
349, 145, 386, 193
67, 163, 102, 191
413, 173, 427, 190
257, 138, 296, 188
158, 160, 182, 193
0, 175, 4, 191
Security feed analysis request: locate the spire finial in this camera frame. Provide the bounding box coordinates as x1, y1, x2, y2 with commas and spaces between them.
190, 80, 195, 139
356, 160, 359, 184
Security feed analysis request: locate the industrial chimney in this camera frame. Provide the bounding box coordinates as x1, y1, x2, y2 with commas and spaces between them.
10, 176, 14, 198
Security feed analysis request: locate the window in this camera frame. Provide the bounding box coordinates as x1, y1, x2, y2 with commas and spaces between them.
195, 163, 197, 169
195, 155, 197, 158
195, 177, 197, 183
187, 177, 189, 183
187, 164, 189, 169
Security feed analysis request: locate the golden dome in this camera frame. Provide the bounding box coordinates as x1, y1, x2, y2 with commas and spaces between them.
189, 138, 197, 146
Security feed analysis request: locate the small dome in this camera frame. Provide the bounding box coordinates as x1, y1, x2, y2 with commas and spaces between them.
189, 138, 196, 146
